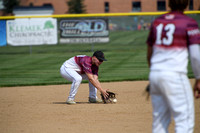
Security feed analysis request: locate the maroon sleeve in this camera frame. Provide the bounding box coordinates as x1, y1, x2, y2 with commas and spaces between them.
80, 56, 98, 75
91, 65, 98, 76
187, 19, 200, 45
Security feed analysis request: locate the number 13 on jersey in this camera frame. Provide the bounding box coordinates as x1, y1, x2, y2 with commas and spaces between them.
156, 23, 176, 46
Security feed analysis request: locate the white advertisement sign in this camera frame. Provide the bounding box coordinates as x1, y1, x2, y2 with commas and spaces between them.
7, 18, 57, 46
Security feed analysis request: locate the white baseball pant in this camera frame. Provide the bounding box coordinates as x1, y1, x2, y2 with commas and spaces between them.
149, 71, 194, 133
60, 65, 97, 101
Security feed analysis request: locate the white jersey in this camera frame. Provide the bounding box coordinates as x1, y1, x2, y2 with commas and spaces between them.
150, 46, 188, 73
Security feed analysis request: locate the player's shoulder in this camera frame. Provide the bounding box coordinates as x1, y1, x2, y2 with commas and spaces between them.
177, 14, 199, 28
76, 55, 91, 60
82, 55, 91, 59
76, 55, 87, 58
154, 12, 198, 25
177, 13, 197, 23
170, 12, 196, 22
79, 55, 92, 62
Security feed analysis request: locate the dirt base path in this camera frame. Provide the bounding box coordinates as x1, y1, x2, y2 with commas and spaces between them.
0, 80, 199, 133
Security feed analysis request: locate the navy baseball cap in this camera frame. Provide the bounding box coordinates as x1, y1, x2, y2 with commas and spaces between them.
93, 51, 107, 61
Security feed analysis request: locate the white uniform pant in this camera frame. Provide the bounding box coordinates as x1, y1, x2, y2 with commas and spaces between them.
149, 71, 194, 133
60, 65, 98, 100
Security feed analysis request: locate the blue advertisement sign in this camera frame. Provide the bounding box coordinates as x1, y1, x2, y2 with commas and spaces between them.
0, 20, 7, 46
59, 18, 109, 43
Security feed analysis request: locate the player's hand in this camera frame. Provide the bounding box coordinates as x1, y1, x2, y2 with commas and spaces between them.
101, 89, 109, 99
194, 79, 200, 99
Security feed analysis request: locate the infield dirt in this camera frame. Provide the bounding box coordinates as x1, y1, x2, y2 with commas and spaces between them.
0, 79, 199, 133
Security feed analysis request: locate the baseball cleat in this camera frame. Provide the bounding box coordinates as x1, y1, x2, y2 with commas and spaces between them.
89, 97, 102, 103
66, 100, 76, 105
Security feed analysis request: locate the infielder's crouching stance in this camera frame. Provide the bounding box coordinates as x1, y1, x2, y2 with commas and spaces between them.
146, 0, 200, 133
60, 51, 109, 104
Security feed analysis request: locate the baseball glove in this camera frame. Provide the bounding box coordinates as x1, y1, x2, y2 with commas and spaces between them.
146, 84, 150, 93
145, 84, 150, 100
101, 91, 117, 104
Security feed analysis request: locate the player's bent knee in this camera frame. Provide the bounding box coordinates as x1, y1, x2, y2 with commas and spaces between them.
74, 77, 82, 83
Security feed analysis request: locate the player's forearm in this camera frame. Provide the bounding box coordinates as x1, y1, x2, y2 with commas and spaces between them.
189, 44, 200, 79
89, 78, 103, 92
147, 45, 153, 68
86, 72, 104, 92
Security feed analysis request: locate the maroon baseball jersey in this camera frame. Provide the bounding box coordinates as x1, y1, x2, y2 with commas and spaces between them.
146, 11, 200, 73
147, 11, 200, 48
75, 55, 99, 75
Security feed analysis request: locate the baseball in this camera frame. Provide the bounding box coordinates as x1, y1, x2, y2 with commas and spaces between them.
112, 98, 117, 103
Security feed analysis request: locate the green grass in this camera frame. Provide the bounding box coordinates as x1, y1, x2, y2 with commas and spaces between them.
0, 30, 194, 87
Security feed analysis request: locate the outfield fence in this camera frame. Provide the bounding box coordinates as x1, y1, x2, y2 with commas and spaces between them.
0, 11, 199, 86
0, 11, 200, 46
0, 11, 200, 19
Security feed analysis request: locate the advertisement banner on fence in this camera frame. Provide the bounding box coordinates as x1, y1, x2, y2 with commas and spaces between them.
0, 20, 7, 46
7, 18, 57, 46
59, 19, 109, 43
